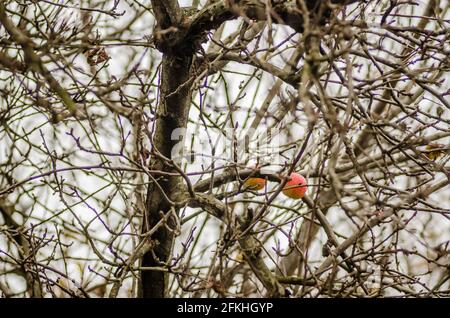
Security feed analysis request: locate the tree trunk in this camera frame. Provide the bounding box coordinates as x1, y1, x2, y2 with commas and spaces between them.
140, 53, 193, 298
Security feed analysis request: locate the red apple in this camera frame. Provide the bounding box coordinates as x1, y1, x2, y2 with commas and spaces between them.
282, 173, 307, 199
243, 177, 266, 191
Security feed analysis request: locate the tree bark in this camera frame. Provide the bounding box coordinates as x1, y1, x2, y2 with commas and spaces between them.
140, 53, 193, 298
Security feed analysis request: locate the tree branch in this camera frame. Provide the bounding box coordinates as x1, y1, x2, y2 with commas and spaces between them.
0, 1, 78, 115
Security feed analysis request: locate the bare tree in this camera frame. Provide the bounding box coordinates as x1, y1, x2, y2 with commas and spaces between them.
0, 0, 449, 298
